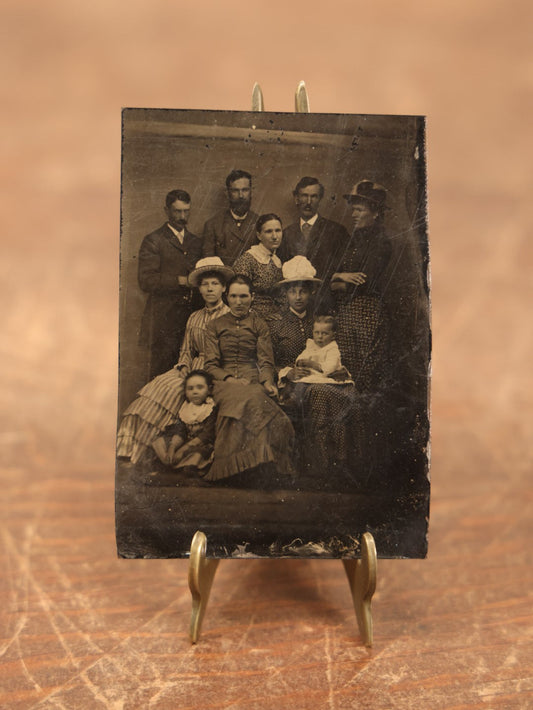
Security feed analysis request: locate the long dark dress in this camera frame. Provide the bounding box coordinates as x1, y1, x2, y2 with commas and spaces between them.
333, 224, 394, 480
334, 224, 392, 392
272, 308, 358, 480
203, 311, 294, 482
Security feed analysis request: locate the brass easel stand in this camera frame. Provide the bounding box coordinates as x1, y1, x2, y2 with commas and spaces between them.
188, 531, 219, 643
188, 81, 378, 645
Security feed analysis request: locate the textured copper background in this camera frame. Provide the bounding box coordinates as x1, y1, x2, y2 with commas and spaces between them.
1, 1, 532, 707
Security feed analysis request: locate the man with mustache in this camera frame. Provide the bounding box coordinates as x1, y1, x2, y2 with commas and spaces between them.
138, 189, 202, 378
278, 176, 349, 313
202, 169, 259, 266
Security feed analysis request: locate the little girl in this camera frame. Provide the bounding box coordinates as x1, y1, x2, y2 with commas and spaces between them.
152, 370, 217, 472
292, 315, 352, 384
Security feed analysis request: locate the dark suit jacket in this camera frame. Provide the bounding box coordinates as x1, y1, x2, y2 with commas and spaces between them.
278, 215, 350, 313
202, 209, 259, 266
138, 223, 202, 358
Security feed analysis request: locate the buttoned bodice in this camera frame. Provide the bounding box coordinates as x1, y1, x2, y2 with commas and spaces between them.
204, 311, 275, 384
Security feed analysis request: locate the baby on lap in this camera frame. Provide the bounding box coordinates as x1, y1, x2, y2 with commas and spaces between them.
290, 315, 352, 385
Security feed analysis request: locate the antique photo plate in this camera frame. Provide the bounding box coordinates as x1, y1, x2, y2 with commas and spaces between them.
116, 108, 430, 559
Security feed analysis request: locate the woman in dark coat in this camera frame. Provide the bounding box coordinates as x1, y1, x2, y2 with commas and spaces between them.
331, 180, 392, 393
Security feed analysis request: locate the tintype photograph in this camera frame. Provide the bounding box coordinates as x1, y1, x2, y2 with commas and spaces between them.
116, 108, 430, 559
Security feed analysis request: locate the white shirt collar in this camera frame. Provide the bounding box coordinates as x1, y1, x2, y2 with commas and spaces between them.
167, 223, 184, 243
248, 243, 282, 268
230, 210, 248, 222
300, 213, 319, 229
289, 307, 307, 319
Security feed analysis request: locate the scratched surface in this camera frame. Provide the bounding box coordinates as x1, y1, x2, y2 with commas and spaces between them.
1, 1, 532, 708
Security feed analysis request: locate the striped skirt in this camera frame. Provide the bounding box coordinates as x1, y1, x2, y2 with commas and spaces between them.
116, 368, 186, 463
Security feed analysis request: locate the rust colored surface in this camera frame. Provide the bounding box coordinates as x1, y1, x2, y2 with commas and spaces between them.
1, 1, 532, 707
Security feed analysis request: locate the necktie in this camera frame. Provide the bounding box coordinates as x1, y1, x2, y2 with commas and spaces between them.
301, 222, 312, 240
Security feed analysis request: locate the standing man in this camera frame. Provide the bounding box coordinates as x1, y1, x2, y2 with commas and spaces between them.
202, 169, 259, 265
138, 189, 203, 379
279, 176, 350, 313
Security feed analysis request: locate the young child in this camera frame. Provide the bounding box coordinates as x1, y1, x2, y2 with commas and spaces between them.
152, 370, 217, 473
293, 315, 352, 384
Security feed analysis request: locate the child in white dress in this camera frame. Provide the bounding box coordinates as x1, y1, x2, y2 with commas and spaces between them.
293, 315, 352, 384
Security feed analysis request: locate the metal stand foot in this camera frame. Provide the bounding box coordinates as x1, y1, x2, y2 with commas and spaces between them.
188, 531, 219, 644
342, 532, 377, 646
187, 530, 377, 646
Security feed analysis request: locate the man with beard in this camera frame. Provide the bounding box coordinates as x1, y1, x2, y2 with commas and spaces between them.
138, 189, 202, 378
202, 169, 259, 266
278, 176, 350, 313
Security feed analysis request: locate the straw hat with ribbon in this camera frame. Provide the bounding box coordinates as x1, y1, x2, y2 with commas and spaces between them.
188, 257, 234, 287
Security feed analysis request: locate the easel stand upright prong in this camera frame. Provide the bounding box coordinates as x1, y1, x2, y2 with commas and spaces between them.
186, 82, 378, 645
188, 531, 219, 644
342, 532, 377, 646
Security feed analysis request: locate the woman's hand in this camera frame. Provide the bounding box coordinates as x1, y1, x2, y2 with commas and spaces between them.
226, 376, 250, 385
263, 381, 278, 398
238, 377, 250, 385
296, 358, 323, 372
331, 272, 367, 286
286, 366, 311, 381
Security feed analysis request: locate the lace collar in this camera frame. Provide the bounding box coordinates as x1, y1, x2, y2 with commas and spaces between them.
248, 243, 282, 268
179, 397, 215, 425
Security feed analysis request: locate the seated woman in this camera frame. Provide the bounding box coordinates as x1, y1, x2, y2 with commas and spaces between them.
273, 258, 359, 484
116, 257, 233, 463
270, 256, 317, 369
203, 274, 294, 483
232, 213, 284, 325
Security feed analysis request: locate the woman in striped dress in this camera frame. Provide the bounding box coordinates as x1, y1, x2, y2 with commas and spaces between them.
116, 258, 233, 463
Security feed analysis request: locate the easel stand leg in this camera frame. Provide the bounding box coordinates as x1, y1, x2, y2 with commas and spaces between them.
187, 530, 377, 645
342, 532, 377, 646
188, 531, 219, 644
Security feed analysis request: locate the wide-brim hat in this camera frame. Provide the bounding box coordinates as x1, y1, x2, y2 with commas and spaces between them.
343, 180, 388, 208
275, 256, 323, 289
188, 257, 234, 287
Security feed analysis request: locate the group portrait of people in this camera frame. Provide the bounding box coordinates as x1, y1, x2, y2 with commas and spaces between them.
117, 167, 409, 490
